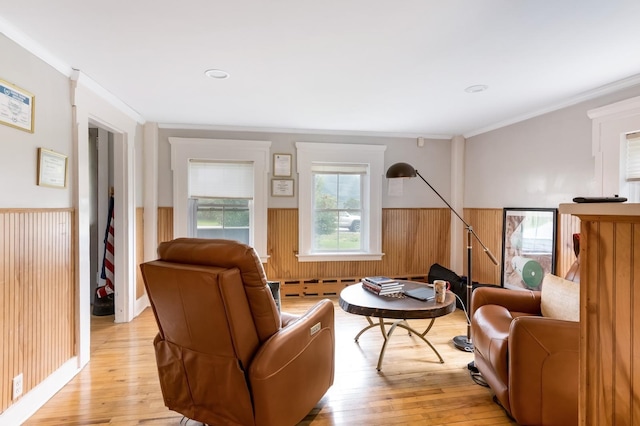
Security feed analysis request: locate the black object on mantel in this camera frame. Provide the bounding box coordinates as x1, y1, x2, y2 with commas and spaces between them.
573, 195, 627, 203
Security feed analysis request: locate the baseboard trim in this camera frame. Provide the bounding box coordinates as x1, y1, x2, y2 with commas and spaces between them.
0, 358, 80, 425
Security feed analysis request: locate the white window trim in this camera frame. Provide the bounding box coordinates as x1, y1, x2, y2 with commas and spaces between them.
169, 137, 271, 262
296, 142, 386, 262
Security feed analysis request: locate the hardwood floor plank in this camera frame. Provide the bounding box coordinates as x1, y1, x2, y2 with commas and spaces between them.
24, 297, 515, 425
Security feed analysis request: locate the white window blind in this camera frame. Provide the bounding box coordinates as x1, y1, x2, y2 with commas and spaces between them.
311, 163, 368, 174
189, 160, 254, 198
626, 132, 640, 181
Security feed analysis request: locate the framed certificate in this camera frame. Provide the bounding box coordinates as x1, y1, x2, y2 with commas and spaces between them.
37, 148, 68, 188
273, 153, 292, 177
272, 179, 294, 197
0, 79, 35, 133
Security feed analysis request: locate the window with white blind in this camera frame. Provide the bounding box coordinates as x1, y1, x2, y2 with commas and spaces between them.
296, 142, 386, 261
624, 132, 640, 203
626, 133, 640, 181
169, 138, 271, 261
189, 161, 253, 244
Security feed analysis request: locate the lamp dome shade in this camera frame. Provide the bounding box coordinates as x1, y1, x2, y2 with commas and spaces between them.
386, 162, 417, 178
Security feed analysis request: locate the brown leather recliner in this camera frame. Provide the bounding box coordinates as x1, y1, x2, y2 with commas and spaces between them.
140, 238, 335, 426
471, 262, 580, 425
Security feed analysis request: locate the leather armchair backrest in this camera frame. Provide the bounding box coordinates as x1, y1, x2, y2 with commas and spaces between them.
143, 261, 262, 366
155, 238, 281, 342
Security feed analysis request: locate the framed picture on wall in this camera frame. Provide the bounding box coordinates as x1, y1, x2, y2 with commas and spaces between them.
273, 153, 292, 177
501, 207, 557, 290
271, 179, 294, 197
37, 148, 68, 188
0, 78, 35, 133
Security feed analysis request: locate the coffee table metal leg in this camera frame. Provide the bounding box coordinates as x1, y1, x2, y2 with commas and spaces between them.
377, 317, 403, 370
354, 316, 378, 342
394, 319, 444, 365
353, 316, 445, 371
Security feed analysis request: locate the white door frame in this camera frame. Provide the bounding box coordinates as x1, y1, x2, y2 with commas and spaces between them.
71, 71, 141, 367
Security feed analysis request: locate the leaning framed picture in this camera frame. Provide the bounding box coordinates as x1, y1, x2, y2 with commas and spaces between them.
501, 207, 557, 290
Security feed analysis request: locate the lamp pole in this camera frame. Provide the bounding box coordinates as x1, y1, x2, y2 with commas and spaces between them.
386, 162, 499, 352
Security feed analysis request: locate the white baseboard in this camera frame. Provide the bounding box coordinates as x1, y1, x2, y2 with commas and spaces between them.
0, 358, 80, 425
135, 293, 150, 317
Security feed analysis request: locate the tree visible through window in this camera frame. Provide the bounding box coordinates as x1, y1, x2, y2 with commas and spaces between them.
296, 142, 385, 262
312, 165, 364, 252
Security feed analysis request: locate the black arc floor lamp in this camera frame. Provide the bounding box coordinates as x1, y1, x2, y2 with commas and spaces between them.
386, 162, 499, 352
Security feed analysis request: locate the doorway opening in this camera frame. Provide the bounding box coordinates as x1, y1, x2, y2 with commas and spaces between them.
89, 126, 115, 322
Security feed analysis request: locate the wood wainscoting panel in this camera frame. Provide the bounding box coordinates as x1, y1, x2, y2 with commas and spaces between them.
265, 208, 451, 285
156, 207, 173, 245
0, 209, 75, 414
158, 206, 550, 293
463, 208, 503, 285
579, 216, 640, 426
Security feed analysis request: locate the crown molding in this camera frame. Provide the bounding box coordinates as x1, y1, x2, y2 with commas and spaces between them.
0, 16, 71, 76
158, 122, 451, 140
465, 73, 640, 138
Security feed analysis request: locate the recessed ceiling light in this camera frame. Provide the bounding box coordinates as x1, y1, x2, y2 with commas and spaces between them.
465, 84, 488, 93
205, 69, 230, 79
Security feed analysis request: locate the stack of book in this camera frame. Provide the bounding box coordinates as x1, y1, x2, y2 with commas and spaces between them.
361, 276, 404, 296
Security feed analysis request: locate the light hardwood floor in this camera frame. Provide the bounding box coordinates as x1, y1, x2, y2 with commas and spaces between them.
24, 297, 516, 426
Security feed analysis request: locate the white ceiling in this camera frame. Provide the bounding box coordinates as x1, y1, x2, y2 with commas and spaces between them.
2, 1, 640, 137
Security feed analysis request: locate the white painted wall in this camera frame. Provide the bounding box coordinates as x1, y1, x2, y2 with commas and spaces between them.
0, 33, 75, 426
466, 84, 640, 208
0, 31, 147, 426
157, 128, 452, 209
0, 35, 72, 208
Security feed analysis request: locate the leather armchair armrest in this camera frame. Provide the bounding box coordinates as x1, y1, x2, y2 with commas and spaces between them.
471, 286, 541, 315
248, 299, 335, 425
509, 316, 579, 426
249, 298, 334, 378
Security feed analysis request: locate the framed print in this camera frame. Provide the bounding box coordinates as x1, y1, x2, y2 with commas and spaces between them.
37, 148, 68, 188
0, 79, 35, 133
501, 207, 557, 290
271, 179, 294, 197
273, 153, 292, 177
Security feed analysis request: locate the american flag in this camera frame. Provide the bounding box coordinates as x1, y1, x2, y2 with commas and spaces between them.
96, 195, 114, 298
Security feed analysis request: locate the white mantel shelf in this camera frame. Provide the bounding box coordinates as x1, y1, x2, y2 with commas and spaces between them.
559, 202, 640, 216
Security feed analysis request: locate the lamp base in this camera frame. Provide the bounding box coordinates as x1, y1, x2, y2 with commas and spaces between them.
453, 335, 474, 352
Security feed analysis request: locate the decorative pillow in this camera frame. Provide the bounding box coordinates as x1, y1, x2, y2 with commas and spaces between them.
540, 274, 580, 322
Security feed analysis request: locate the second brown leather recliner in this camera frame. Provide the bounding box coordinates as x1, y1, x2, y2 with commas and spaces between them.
471, 234, 580, 426
141, 238, 335, 426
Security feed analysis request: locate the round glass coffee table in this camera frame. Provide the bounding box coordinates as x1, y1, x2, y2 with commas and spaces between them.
339, 280, 456, 371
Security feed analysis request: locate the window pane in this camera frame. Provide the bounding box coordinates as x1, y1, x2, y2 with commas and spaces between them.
337, 174, 361, 209
314, 174, 338, 209
195, 198, 250, 244
312, 171, 363, 252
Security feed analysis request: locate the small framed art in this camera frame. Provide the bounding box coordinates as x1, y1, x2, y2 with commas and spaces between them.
501, 207, 557, 290
37, 148, 68, 188
273, 153, 292, 177
271, 179, 294, 197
